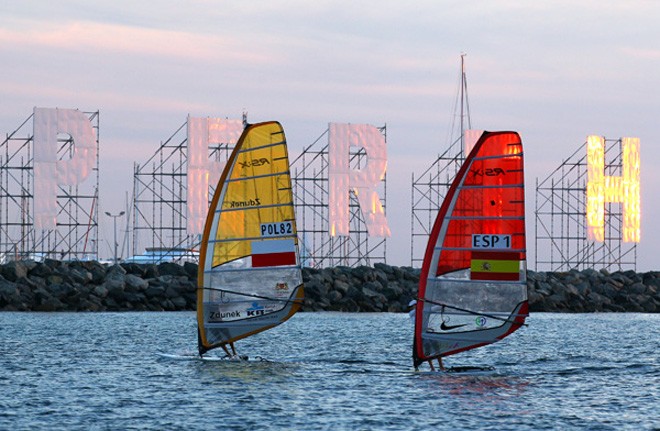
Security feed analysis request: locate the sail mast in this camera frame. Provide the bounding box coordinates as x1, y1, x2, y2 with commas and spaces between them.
459, 53, 472, 156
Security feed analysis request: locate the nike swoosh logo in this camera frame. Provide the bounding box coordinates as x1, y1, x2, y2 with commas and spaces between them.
440, 322, 466, 331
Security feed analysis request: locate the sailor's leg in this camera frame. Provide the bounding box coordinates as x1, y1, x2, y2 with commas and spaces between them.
229, 342, 237, 356
220, 344, 231, 357
428, 360, 436, 372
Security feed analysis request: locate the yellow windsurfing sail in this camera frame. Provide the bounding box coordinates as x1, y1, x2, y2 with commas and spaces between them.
197, 121, 304, 356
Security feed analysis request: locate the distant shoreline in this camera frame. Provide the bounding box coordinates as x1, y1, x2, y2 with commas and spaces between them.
0, 260, 657, 313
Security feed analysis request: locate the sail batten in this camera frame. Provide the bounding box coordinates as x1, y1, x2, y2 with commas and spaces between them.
461, 184, 524, 190
236, 140, 286, 152
197, 121, 304, 356
425, 275, 524, 284
447, 216, 524, 220
198, 286, 303, 303
472, 153, 522, 161
215, 202, 293, 214
204, 263, 298, 274
413, 131, 528, 367
225, 170, 291, 183
437, 247, 526, 252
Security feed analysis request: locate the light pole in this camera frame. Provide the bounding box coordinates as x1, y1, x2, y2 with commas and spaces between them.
105, 211, 125, 265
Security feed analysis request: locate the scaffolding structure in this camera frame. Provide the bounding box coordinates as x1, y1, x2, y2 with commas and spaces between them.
291, 126, 388, 268
0, 111, 100, 261
131, 121, 234, 260
409, 138, 465, 267
410, 55, 471, 267
535, 138, 637, 271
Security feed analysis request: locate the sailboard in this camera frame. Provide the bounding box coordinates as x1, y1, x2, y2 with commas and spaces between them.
413, 131, 528, 370
197, 121, 304, 357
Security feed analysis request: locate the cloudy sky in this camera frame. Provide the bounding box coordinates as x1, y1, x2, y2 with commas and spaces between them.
1, 1, 658, 270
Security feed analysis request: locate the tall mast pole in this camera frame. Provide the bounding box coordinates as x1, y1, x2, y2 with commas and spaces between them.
460, 54, 465, 153
459, 53, 472, 157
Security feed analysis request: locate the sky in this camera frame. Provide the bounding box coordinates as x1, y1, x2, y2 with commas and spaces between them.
0, 0, 658, 270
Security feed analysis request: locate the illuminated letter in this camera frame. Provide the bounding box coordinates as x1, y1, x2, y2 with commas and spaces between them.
33, 107, 96, 230
328, 123, 390, 237
186, 116, 243, 235
586, 135, 640, 242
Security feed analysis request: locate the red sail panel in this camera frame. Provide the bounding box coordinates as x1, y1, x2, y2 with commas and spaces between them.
252, 252, 296, 268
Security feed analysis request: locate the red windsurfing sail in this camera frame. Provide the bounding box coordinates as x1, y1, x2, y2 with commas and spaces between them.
413, 131, 528, 368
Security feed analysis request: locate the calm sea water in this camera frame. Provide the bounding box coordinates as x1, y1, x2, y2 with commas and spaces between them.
0, 311, 657, 430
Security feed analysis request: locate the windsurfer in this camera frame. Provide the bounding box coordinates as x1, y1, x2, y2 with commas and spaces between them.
409, 300, 445, 372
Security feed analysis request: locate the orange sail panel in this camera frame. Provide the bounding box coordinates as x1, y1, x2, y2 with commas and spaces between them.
197, 121, 304, 356
413, 131, 528, 368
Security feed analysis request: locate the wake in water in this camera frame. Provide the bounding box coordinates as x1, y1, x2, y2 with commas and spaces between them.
414, 365, 497, 377
156, 351, 271, 362
444, 365, 495, 374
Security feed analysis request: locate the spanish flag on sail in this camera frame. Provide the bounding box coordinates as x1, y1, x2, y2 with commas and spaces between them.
470, 251, 521, 281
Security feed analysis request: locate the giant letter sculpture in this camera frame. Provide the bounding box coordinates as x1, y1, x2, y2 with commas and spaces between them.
586, 135, 640, 243
328, 123, 390, 237
186, 116, 243, 235
33, 108, 96, 230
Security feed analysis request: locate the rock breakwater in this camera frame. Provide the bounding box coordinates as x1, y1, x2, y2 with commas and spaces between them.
0, 260, 657, 312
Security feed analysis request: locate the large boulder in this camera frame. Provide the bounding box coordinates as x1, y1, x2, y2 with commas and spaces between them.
2, 261, 28, 282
